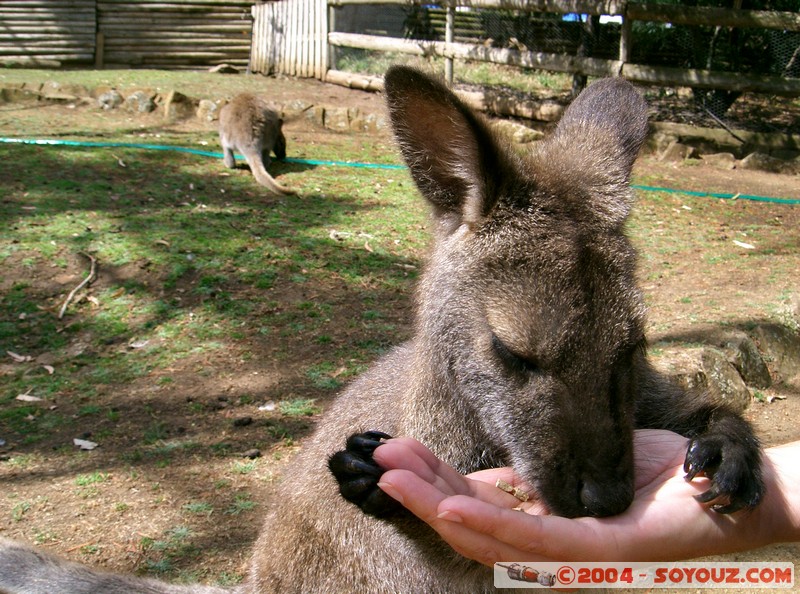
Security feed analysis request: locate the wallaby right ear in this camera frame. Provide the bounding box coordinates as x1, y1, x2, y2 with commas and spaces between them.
538, 77, 649, 228
384, 66, 513, 229
553, 77, 649, 180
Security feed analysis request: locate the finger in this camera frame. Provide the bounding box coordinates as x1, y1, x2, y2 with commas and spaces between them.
438, 495, 602, 561
433, 496, 558, 566
376, 477, 550, 567
377, 468, 450, 522
378, 442, 538, 510
374, 439, 473, 496
466, 468, 546, 512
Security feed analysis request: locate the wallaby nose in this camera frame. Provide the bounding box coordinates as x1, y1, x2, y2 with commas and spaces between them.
579, 479, 633, 517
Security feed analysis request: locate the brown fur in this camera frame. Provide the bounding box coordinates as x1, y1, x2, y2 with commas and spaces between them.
219, 93, 294, 195
0, 67, 763, 594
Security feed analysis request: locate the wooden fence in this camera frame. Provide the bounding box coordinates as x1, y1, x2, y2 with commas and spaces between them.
250, 0, 327, 78
3, 0, 797, 101
324, 0, 800, 96
0, 0, 253, 69
250, 0, 799, 98
0, 0, 97, 67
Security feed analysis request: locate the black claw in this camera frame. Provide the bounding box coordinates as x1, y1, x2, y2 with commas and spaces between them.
346, 431, 391, 454
328, 431, 404, 518
340, 454, 384, 477
682, 429, 764, 515
694, 488, 723, 504
711, 500, 746, 515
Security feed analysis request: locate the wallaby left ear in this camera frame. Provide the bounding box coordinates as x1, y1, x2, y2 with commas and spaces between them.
384, 66, 514, 229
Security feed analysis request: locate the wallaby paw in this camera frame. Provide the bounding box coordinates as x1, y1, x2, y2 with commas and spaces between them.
683, 434, 764, 514
328, 431, 404, 517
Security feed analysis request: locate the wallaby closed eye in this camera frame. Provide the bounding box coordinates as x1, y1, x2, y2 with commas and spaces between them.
491, 333, 539, 374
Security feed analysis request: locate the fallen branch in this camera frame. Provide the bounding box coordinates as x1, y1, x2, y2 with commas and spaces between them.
65, 541, 96, 553
58, 252, 98, 319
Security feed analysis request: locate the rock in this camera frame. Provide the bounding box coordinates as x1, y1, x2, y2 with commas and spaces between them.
124, 90, 156, 113
0, 86, 40, 103
718, 331, 772, 389
233, 416, 253, 427
281, 99, 313, 119
97, 90, 124, 110
659, 140, 695, 162
197, 98, 223, 122
163, 90, 196, 121
41, 81, 88, 100
648, 131, 679, 155
652, 346, 752, 412
306, 105, 325, 126
737, 152, 791, 174
751, 324, 800, 387
361, 112, 387, 132
700, 152, 737, 170
242, 449, 261, 459
700, 348, 751, 410
324, 106, 350, 131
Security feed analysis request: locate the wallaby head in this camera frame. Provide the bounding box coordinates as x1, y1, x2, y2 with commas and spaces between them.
385, 67, 650, 517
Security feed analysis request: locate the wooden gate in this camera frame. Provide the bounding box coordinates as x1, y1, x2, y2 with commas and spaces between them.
251, 0, 328, 79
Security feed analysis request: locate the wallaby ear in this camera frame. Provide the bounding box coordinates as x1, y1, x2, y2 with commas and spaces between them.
540, 77, 649, 227
384, 66, 512, 229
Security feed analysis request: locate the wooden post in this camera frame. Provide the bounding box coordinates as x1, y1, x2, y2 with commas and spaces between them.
95, 32, 104, 68
445, 2, 454, 86
572, 14, 598, 95
328, 3, 338, 75
619, 12, 631, 66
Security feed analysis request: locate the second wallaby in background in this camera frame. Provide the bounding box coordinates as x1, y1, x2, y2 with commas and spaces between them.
218, 93, 295, 195
0, 67, 764, 594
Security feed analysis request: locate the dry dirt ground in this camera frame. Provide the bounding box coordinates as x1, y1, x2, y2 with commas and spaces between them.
1, 73, 799, 590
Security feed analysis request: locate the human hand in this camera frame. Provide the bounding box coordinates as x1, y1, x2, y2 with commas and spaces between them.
374, 429, 780, 565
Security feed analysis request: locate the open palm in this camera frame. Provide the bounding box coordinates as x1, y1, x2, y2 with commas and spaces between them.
374, 430, 785, 565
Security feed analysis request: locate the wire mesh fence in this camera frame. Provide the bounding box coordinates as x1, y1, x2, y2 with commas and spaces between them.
330, 2, 800, 136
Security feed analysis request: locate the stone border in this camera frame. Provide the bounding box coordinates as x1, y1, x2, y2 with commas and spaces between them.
3, 80, 799, 175
0, 80, 390, 134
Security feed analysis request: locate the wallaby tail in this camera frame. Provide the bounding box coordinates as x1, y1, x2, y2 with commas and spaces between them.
0, 538, 230, 594
244, 153, 296, 196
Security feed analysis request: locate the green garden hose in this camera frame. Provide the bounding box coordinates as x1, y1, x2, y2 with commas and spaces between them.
1, 137, 797, 205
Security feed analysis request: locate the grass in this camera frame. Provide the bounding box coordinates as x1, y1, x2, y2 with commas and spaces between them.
332, 49, 571, 96
11, 501, 30, 522
139, 525, 200, 575
75, 472, 110, 486
225, 493, 256, 515
0, 126, 424, 444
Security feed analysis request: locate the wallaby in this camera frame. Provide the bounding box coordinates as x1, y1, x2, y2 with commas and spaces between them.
218, 93, 295, 195
0, 67, 763, 594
